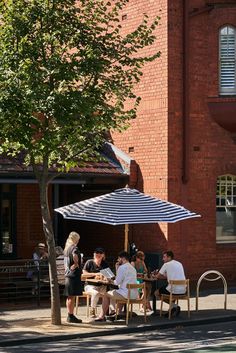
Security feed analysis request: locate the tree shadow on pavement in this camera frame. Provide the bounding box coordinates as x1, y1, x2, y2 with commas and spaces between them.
1, 322, 236, 353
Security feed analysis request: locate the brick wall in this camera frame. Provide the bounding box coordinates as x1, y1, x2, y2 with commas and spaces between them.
113, 0, 236, 284
168, 0, 236, 282
112, 0, 169, 252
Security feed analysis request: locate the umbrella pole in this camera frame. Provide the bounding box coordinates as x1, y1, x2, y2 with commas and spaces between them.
124, 224, 129, 252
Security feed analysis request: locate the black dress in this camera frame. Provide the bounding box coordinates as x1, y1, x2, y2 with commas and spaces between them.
64, 245, 83, 297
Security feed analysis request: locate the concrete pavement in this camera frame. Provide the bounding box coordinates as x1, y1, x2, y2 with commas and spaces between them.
0, 288, 236, 347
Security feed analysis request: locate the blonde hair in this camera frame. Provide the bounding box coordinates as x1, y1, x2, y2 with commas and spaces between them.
64, 231, 80, 254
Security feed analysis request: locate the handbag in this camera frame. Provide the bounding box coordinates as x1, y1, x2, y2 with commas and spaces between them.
65, 267, 81, 278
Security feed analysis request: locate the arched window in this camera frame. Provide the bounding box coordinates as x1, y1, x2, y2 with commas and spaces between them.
219, 25, 236, 95
216, 175, 236, 243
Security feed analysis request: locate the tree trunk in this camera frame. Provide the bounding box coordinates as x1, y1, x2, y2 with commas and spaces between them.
37, 174, 61, 325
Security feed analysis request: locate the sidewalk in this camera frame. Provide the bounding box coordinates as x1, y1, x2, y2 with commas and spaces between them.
0, 288, 236, 347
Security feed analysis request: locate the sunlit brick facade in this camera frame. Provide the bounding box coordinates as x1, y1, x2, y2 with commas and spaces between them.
112, 0, 236, 283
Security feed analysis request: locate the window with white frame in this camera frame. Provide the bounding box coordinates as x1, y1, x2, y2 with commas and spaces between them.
219, 25, 236, 95
216, 175, 236, 243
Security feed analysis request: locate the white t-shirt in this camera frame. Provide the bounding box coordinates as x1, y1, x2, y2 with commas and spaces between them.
159, 259, 186, 294
114, 262, 139, 299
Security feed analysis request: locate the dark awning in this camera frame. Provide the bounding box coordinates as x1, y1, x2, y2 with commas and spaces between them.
0, 143, 133, 185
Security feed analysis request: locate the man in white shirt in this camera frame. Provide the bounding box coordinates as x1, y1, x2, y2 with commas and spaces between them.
95, 251, 138, 322
155, 250, 186, 317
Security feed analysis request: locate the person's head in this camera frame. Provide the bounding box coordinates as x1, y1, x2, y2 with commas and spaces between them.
64, 231, 80, 253
117, 251, 130, 265
162, 250, 174, 263
93, 247, 105, 262
55, 246, 64, 257
135, 251, 145, 262
36, 243, 47, 256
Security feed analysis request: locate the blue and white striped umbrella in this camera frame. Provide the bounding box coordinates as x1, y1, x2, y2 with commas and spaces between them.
55, 187, 200, 224
55, 188, 200, 250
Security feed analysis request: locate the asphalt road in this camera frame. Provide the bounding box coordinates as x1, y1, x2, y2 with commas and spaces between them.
1, 321, 236, 353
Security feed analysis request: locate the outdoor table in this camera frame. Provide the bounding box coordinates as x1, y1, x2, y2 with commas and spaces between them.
86, 278, 119, 289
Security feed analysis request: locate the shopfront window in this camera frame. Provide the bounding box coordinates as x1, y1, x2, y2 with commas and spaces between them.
216, 175, 236, 243
0, 185, 16, 258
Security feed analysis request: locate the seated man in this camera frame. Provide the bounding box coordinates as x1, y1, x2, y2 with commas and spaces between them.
27, 243, 49, 294
95, 251, 138, 322
155, 250, 186, 317
83, 247, 109, 317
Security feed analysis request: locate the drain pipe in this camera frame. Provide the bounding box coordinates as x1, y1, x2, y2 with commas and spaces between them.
182, 0, 189, 184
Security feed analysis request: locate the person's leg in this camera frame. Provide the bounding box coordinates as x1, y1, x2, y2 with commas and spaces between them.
66, 296, 82, 323
66, 296, 74, 314
107, 291, 126, 317
94, 292, 110, 321
92, 285, 106, 307
143, 282, 152, 310
155, 286, 172, 305
85, 285, 99, 308
84, 285, 101, 316
156, 286, 179, 317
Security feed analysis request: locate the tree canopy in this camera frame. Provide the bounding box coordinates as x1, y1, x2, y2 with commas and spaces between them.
0, 0, 160, 172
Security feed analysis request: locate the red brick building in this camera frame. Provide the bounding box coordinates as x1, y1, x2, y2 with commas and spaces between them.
1, 0, 236, 286
111, 0, 236, 283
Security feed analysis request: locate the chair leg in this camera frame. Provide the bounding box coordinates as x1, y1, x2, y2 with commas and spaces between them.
187, 299, 190, 318
130, 304, 133, 318
86, 295, 90, 318
160, 297, 163, 317
126, 304, 129, 325
168, 294, 172, 319
168, 305, 172, 319
115, 302, 119, 320
144, 302, 147, 323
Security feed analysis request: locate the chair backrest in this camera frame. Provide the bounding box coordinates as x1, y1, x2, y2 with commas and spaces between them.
56, 257, 65, 286
169, 279, 190, 296
126, 283, 146, 300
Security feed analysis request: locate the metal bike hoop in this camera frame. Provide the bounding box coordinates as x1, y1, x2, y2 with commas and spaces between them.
195, 270, 227, 311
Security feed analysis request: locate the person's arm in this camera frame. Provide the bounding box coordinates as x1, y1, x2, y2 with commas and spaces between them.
70, 253, 79, 271
143, 261, 148, 274
156, 272, 166, 280
33, 252, 40, 270
155, 263, 167, 280
82, 269, 98, 276
70, 246, 80, 271
82, 260, 97, 277
40, 249, 48, 259
115, 261, 120, 273
131, 261, 135, 268
114, 266, 125, 286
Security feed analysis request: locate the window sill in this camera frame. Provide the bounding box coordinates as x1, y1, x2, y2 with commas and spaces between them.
208, 96, 236, 102
216, 239, 236, 244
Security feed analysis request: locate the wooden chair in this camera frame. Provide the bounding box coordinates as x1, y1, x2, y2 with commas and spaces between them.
160, 279, 190, 319
115, 283, 147, 325
75, 292, 92, 317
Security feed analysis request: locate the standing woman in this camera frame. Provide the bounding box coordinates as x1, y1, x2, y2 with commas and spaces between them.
64, 231, 83, 323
